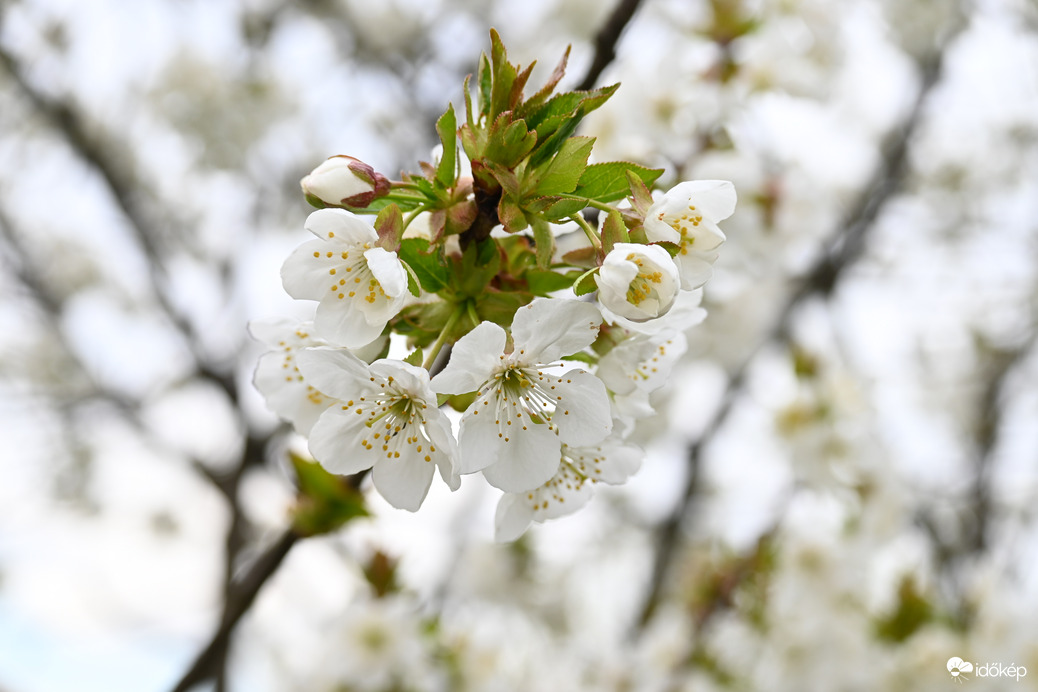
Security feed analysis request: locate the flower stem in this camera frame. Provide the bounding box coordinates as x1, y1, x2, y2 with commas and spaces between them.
402, 206, 426, 231
570, 213, 602, 253
423, 305, 465, 370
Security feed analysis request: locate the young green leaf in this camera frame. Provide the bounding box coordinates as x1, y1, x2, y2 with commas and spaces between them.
573, 162, 664, 203
399, 238, 450, 293
533, 136, 595, 196
531, 218, 555, 269
526, 269, 576, 295
290, 454, 368, 537
435, 104, 457, 188
600, 208, 630, 254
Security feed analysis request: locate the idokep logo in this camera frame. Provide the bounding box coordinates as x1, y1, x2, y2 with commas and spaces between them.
947, 656, 1028, 683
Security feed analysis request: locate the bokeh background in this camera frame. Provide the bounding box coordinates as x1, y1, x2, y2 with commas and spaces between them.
1, 0, 1037, 690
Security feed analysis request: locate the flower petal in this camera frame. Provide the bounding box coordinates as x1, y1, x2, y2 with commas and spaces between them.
371, 454, 436, 511
494, 493, 534, 542
296, 347, 372, 400
364, 247, 408, 299
304, 208, 379, 245
510, 298, 602, 364
314, 295, 388, 348
431, 321, 507, 395
480, 421, 562, 492
307, 406, 381, 475
281, 239, 343, 300
550, 370, 612, 447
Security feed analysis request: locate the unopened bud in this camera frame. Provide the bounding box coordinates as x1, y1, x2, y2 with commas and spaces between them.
300, 155, 390, 209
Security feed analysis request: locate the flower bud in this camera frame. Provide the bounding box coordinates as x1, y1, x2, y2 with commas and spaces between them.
300, 155, 391, 209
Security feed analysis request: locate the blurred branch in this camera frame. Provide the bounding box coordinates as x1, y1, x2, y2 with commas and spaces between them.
0, 43, 239, 401
635, 51, 950, 629
576, 0, 645, 90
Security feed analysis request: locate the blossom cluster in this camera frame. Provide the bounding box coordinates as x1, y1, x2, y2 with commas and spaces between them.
251, 32, 735, 539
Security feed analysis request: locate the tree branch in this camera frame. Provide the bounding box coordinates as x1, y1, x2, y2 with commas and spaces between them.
577, 0, 645, 91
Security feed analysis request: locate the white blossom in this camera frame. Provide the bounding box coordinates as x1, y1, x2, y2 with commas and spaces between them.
431, 299, 612, 493
494, 433, 643, 541
596, 242, 681, 323
298, 348, 458, 511
281, 208, 409, 348
300, 155, 388, 208
642, 180, 736, 289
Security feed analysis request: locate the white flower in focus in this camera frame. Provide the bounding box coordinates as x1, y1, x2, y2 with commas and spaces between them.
495, 433, 643, 541
300, 155, 389, 209
597, 242, 681, 323
298, 348, 459, 511
642, 180, 736, 289
431, 299, 612, 493
281, 209, 409, 348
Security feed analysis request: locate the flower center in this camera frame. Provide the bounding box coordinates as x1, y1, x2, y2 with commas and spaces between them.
345, 381, 437, 462
325, 243, 388, 303
624, 253, 665, 306
664, 204, 702, 255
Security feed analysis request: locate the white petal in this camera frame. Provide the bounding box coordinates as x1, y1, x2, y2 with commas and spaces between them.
510, 298, 602, 364
455, 393, 503, 474
252, 351, 332, 435
480, 421, 562, 492
531, 462, 594, 521
675, 251, 717, 290
582, 439, 644, 485
431, 321, 506, 394
678, 179, 737, 222
314, 295, 388, 348
364, 248, 408, 299
494, 494, 534, 542
281, 239, 343, 300
304, 208, 378, 245
247, 317, 301, 348
551, 370, 612, 447
371, 455, 436, 511
307, 407, 381, 475
296, 347, 372, 400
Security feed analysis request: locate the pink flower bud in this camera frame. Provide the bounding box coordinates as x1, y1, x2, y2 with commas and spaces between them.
300, 155, 390, 209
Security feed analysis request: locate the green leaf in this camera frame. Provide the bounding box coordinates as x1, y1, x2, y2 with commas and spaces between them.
290, 454, 368, 537
498, 198, 527, 233
476, 290, 530, 326
572, 267, 599, 296
523, 45, 570, 112
488, 28, 518, 119
534, 136, 595, 196
525, 84, 618, 134
477, 53, 492, 119
403, 348, 424, 367
626, 168, 654, 215
531, 218, 555, 269
541, 196, 589, 221
528, 114, 581, 168
452, 239, 501, 297
402, 261, 422, 297
526, 269, 575, 295
435, 104, 457, 188
561, 351, 598, 365
573, 162, 664, 203
399, 238, 449, 293
485, 115, 537, 169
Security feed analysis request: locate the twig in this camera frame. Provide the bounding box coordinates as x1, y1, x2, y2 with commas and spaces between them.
635, 51, 949, 630
576, 0, 645, 91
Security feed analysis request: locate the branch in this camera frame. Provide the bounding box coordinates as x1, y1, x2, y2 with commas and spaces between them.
635, 51, 949, 629
576, 0, 646, 90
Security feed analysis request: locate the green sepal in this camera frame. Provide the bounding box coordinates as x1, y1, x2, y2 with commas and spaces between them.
654, 240, 682, 257
573, 162, 664, 203
600, 209, 630, 255
626, 169, 655, 215
402, 261, 422, 297
446, 390, 478, 413
561, 246, 599, 268
398, 238, 450, 293
289, 454, 369, 537
374, 203, 404, 252
435, 104, 458, 188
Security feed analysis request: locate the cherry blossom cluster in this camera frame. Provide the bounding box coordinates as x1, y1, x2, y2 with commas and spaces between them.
251, 31, 735, 539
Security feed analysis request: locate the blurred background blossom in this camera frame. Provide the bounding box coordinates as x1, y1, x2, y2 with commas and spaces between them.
1, 0, 1037, 690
